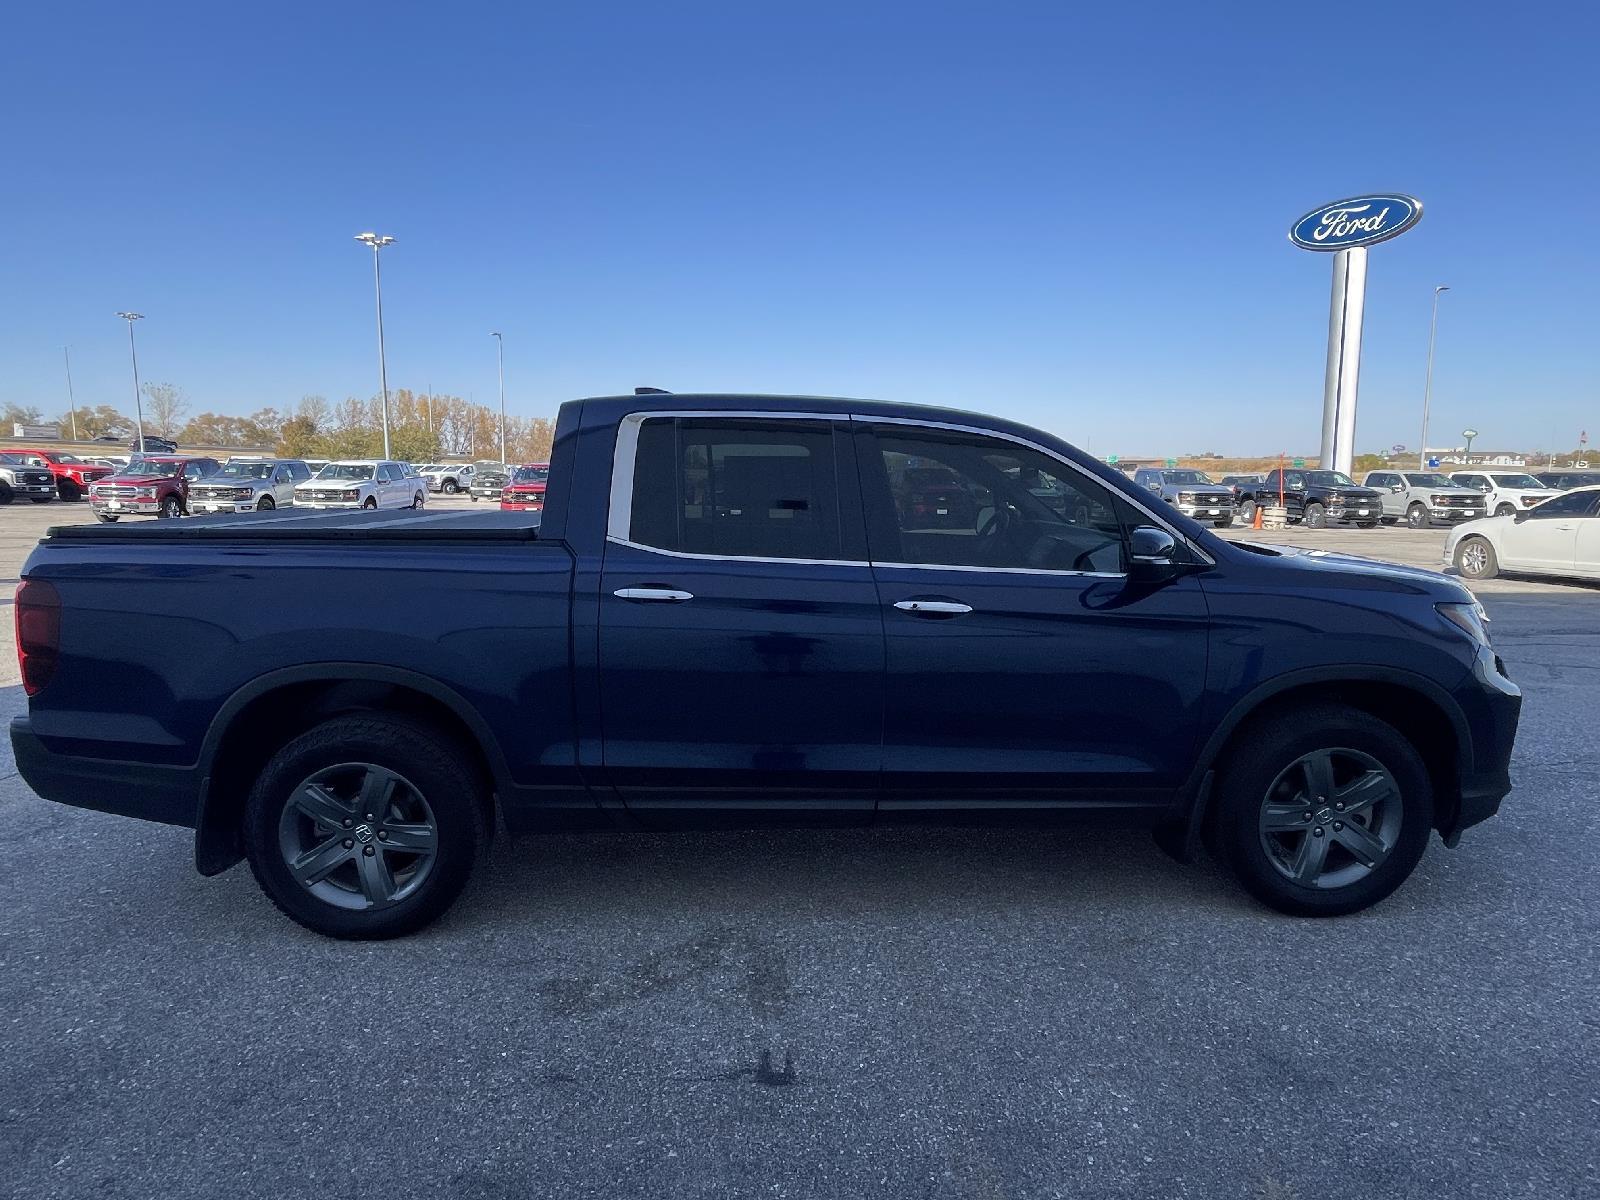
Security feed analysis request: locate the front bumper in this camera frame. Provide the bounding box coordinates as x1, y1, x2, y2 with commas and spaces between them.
89, 497, 160, 514
1442, 646, 1522, 843
1431, 507, 1487, 521
295, 499, 363, 509
1175, 501, 1234, 518
190, 498, 263, 513
11, 485, 55, 498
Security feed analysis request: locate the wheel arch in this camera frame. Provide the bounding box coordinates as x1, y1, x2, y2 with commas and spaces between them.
1158, 667, 1470, 861
194, 664, 509, 875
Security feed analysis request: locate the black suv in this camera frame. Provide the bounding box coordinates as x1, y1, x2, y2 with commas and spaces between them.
1240, 469, 1383, 528
129, 435, 178, 454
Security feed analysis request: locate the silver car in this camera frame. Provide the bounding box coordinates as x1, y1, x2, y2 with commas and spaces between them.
189, 459, 312, 514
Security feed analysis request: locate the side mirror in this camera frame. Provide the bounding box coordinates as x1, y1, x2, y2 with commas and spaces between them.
1128, 526, 1180, 583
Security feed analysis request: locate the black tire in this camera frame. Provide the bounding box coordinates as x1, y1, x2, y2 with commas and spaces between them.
257, 495, 275, 511
1239, 499, 1257, 524
1454, 535, 1499, 580
362, 497, 378, 510
469, 494, 478, 503
95, 513, 119, 523
0, 484, 12, 506
412, 491, 426, 509
1212, 705, 1434, 917
1304, 502, 1326, 529
1494, 503, 1516, 517
159, 494, 183, 518
443, 479, 459, 495
58, 481, 81, 502
243, 714, 488, 939
1406, 503, 1430, 529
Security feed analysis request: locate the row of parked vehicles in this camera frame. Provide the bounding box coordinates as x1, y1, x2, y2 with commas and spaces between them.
1131, 465, 1599, 530
0, 449, 553, 521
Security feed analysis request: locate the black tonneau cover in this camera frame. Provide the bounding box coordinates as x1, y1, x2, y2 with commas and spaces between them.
44, 507, 543, 543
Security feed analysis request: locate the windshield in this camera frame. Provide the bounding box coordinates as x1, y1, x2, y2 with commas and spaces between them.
1161, 470, 1214, 485
1491, 473, 1543, 488
128, 460, 183, 478
213, 463, 273, 480
315, 464, 374, 481
1306, 471, 1356, 486
511, 465, 549, 485
53, 454, 84, 464
1406, 473, 1454, 487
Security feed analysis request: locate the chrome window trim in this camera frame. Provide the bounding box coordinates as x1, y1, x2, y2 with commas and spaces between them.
605, 408, 1213, 571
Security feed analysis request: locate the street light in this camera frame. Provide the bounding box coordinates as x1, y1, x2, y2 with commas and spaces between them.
63, 346, 79, 441
115, 312, 146, 447
1419, 285, 1450, 470
491, 332, 506, 465
354, 232, 396, 459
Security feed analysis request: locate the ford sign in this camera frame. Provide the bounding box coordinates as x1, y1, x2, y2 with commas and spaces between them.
1289, 194, 1423, 251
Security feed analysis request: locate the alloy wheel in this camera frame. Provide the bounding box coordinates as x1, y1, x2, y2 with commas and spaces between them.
1459, 540, 1490, 576
277, 763, 439, 911
1257, 748, 1402, 889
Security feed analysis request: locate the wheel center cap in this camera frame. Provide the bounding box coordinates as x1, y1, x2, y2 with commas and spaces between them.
1314, 806, 1334, 824
353, 823, 376, 844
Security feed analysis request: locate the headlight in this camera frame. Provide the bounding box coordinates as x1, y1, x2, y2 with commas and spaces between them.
1437, 600, 1491, 647
341, 490, 360, 501
135, 487, 157, 498
233, 487, 256, 500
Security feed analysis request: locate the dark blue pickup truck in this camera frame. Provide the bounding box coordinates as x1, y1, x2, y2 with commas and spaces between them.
11, 393, 1521, 937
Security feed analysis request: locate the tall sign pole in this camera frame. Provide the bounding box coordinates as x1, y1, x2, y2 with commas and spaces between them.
1291, 194, 1424, 477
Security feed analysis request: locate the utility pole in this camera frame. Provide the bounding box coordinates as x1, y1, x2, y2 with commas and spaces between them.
63, 346, 79, 440
1419, 285, 1450, 470
115, 312, 146, 446
492, 332, 506, 465
354, 233, 396, 459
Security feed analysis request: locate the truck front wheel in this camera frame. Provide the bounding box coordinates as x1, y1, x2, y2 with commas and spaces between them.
244, 714, 487, 939
1210, 705, 1433, 917
1303, 503, 1326, 529
1406, 503, 1430, 529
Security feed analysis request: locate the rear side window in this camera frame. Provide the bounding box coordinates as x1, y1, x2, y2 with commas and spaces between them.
628, 418, 843, 560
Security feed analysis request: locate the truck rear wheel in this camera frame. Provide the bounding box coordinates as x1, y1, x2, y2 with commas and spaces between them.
243, 714, 487, 939
1211, 705, 1433, 917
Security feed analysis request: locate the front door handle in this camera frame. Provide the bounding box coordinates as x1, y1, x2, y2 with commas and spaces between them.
614, 587, 695, 602
893, 599, 973, 616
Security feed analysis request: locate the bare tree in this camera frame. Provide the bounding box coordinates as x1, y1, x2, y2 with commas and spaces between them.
141, 382, 191, 436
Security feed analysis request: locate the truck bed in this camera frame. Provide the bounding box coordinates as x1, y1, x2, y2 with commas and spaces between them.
43, 506, 542, 543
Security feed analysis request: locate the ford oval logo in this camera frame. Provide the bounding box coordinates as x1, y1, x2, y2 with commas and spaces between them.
1289, 194, 1423, 251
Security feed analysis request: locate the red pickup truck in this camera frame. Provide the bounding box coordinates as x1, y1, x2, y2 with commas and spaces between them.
9, 450, 115, 500
499, 462, 550, 512
87, 455, 220, 521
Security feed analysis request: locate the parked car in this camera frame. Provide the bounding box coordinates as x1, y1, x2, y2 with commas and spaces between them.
420, 463, 475, 494
293, 460, 427, 510
129, 435, 179, 454
1238, 469, 1382, 528
1446, 486, 1600, 582
469, 464, 509, 503
892, 464, 979, 529
91, 433, 125, 444
1534, 470, 1600, 491
87, 455, 220, 521
1360, 471, 1488, 528
499, 463, 550, 511
189, 459, 313, 514
1132, 468, 1236, 528
10, 392, 1521, 938
1447, 470, 1561, 517
8, 449, 115, 500
1218, 474, 1264, 504
0, 454, 59, 504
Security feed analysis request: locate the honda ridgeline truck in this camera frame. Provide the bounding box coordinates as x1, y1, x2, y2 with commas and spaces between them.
11, 393, 1521, 938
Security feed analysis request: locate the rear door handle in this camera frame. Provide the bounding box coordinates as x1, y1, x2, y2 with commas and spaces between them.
614, 587, 695, 602
893, 599, 973, 616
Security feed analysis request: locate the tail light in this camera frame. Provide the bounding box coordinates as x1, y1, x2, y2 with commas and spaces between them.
15, 578, 61, 696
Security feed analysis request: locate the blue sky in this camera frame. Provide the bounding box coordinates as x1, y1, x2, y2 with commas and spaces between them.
2, 0, 1595, 457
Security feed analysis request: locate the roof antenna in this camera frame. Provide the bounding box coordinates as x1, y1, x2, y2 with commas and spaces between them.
634, 386, 672, 395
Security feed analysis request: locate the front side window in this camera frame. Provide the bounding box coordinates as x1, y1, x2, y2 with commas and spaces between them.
1492, 473, 1542, 489
863, 428, 1130, 573
627, 417, 843, 560
1406, 473, 1453, 487
318, 464, 374, 481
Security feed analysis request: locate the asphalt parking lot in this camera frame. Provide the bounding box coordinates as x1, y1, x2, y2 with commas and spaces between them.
2, 500, 1597, 1200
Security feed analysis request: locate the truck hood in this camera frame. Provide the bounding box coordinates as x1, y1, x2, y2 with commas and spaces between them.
1420, 486, 1485, 499
1234, 541, 1471, 597
101, 472, 178, 486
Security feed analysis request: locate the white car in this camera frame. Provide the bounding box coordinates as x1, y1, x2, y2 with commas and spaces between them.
1445, 486, 1600, 582
293, 460, 428, 510
1448, 470, 1562, 518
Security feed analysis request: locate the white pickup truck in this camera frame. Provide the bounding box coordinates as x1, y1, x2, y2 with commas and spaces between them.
1448, 470, 1561, 518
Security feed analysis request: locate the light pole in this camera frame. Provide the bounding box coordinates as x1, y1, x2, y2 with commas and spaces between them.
115, 312, 146, 447
491, 332, 506, 465
63, 346, 79, 440
1419, 285, 1450, 470
354, 232, 395, 459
